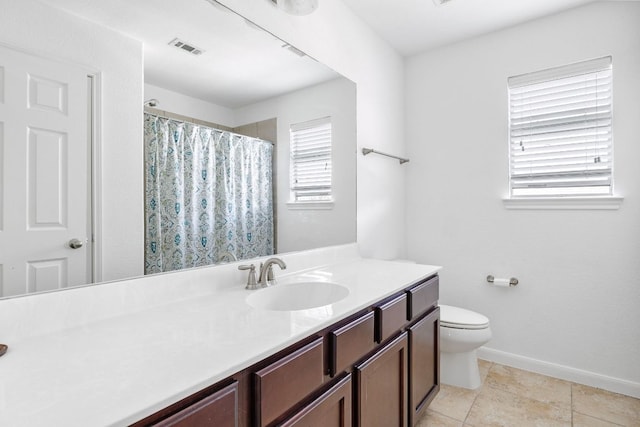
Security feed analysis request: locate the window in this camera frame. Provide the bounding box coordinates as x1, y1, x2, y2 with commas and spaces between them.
289, 117, 332, 204
508, 57, 612, 198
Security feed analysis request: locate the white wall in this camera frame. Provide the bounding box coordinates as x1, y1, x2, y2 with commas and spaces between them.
235, 78, 357, 253
405, 2, 640, 396
144, 83, 235, 126
0, 0, 144, 283
220, 0, 407, 260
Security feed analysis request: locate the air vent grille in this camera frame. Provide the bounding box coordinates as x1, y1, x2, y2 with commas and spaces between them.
169, 38, 204, 56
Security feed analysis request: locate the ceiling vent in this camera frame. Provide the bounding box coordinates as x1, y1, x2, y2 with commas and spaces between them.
169, 38, 204, 56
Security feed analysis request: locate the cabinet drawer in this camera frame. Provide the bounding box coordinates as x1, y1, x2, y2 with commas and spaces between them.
329, 311, 375, 377
153, 381, 238, 427
254, 338, 324, 427
374, 293, 407, 343
406, 276, 439, 321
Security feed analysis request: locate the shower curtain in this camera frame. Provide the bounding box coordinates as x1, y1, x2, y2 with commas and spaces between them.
144, 113, 274, 274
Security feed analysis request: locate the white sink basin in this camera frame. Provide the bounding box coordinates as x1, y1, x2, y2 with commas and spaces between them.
246, 281, 349, 311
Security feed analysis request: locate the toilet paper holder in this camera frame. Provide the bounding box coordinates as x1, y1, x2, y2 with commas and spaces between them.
486, 275, 519, 286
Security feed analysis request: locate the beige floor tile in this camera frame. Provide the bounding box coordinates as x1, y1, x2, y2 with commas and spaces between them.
429, 384, 479, 421
415, 409, 464, 427
485, 364, 572, 408
478, 359, 493, 383
572, 384, 640, 426
465, 385, 571, 427
572, 411, 624, 427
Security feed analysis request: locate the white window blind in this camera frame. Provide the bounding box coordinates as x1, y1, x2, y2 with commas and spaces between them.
290, 117, 332, 202
508, 56, 613, 197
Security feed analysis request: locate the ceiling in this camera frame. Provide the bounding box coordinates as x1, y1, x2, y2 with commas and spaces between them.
39, 0, 338, 108
341, 0, 600, 56
36, 0, 610, 105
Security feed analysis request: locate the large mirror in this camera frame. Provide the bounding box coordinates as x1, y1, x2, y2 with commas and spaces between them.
0, 0, 356, 298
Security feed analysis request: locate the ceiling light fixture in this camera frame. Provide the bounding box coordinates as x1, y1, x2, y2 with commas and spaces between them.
432, 0, 453, 5
269, 0, 318, 16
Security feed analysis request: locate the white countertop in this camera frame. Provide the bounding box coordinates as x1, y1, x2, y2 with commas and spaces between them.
0, 254, 440, 426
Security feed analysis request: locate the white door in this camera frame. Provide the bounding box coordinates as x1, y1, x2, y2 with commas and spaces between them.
0, 45, 92, 297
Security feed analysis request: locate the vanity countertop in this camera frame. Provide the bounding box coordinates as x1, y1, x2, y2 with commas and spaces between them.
0, 256, 440, 426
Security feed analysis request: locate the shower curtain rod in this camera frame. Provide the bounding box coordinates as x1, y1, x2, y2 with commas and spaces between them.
144, 108, 274, 145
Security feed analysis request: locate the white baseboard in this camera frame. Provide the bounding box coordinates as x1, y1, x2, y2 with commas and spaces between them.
477, 347, 640, 399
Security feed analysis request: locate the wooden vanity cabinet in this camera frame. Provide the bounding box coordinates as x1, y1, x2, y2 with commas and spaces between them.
133, 275, 439, 427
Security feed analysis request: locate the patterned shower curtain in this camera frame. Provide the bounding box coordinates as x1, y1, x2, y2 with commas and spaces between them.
144, 113, 274, 274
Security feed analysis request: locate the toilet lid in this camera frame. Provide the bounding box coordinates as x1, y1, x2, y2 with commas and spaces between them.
440, 305, 489, 330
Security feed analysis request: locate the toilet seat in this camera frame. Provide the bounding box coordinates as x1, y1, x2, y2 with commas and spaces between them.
440, 305, 489, 330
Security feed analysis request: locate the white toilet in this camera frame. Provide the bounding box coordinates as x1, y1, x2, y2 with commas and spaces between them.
439, 304, 492, 389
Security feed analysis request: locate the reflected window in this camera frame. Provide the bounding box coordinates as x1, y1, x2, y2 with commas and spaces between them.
289, 117, 333, 203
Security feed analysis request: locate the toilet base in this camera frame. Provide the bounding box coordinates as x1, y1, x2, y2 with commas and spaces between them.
440, 349, 482, 389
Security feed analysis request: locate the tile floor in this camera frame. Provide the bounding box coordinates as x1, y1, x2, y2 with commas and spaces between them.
416, 360, 640, 427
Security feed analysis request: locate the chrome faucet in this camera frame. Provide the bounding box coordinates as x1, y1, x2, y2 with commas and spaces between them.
258, 257, 287, 287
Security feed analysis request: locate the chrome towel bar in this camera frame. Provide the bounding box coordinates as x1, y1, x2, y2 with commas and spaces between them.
362, 147, 409, 164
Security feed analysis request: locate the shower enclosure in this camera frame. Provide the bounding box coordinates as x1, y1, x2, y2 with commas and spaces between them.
143, 112, 274, 274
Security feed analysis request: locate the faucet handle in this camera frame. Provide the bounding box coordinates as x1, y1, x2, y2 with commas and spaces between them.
238, 264, 259, 290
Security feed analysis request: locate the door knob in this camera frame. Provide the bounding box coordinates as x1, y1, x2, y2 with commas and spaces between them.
68, 238, 84, 249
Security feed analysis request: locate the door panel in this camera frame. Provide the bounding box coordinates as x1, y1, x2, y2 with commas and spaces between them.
28, 127, 67, 227
0, 45, 91, 297
27, 259, 67, 294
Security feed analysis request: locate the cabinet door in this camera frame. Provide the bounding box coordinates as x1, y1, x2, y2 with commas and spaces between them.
153, 381, 238, 427
354, 332, 408, 427
408, 307, 440, 425
280, 374, 352, 427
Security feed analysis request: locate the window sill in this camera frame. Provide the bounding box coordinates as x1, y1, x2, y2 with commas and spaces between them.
287, 201, 334, 210
502, 196, 623, 210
